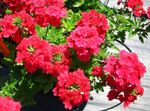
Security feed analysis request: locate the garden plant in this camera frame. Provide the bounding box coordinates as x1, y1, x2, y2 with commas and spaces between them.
0, 0, 150, 111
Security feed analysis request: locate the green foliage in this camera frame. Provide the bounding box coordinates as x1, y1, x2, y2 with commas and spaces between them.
62, 10, 81, 32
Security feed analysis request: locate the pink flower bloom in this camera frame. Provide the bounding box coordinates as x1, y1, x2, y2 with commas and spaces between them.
67, 26, 103, 62
147, 7, 150, 18
104, 50, 146, 108
0, 96, 21, 111
53, 69, 90, 110
77, 10, 109, 36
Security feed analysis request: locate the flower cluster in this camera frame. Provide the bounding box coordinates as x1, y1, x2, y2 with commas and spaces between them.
67, 10, 109, 62
67, 26, 102, 62
126, 0, 145, 16
53, 69, 90, 110
16, 34, 71, 77
77, 10, 109, 36
104, 50, 146, 107
41, 44, 71, 77
0, 11, 35, 43
0, 96, 21, 111
3, 0, 67, 27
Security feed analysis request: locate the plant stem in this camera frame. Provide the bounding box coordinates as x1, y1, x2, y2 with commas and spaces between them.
105, 0, 110, 6
116, 40, 132, 52
45, 25, 50, 38
100, 102, 122, 111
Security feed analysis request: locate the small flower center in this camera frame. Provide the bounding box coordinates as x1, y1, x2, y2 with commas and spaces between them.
5, 9, 12, 14
131, 88, 138, 96
13, 16, 22, 26
52, 53, 62, 63
27, 45, 36, 54
68, 84, 80, 91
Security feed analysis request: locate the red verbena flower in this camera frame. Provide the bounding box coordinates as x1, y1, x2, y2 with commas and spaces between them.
3, 0, 28, 12
15, 34, 51, 73
67, 26, 104, 62
147, 7, 150, 19
126, 0, 143, 9
77, 10, 109, 36
0, 96, 21, 111
132, 7, 146, 17
104, 50, 146, 87
92, 66, 104, 77
104, 50, 146, 107
3, 0, 67, 27
126, 0, 145, 17
41, 44, 71, 77
107, 89, 120, 101
0, 11, 35, 43
53, 69, 90, 110
34, 5, 66, 27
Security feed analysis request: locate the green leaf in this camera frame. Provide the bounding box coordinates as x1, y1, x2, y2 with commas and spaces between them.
139, 36, 144, 43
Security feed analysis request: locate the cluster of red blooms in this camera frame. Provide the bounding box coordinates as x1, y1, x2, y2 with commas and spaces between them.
3, 0, 67, 27
15, 33, 89, 110
104, 50, 146, 107
15, 35, 51, 73
0, 0, 147, 110
126, 0, 145, 16
53, 69, 90, 110
0, 0, 66, 43
0, 96, 21, 111
16, 35, 71, 77
67, 10, 109, 62
41, 44, 71, 77
118, 0, 150, 17
0, 11, 35, 43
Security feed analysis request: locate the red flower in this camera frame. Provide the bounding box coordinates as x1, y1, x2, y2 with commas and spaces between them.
16, 34, 51, 73
67, 26, 103, 62
126, 0, 143, 9
53, 69, 90, 110
0, 96, 21, 111
92, 66, 104, 77
132, 7, 146, 17
147, 7, 150, 19
107, 89, 120, 101
77, 10, 109, 36
0, 11, 35, 43
0, 14, 18, 38
104, 50, 146, 107
3, 0, 67, 27
34, 6, 66, 27
126, 0, 145, 17
41, 45, 71, 77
